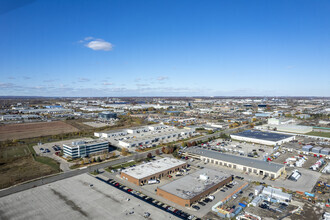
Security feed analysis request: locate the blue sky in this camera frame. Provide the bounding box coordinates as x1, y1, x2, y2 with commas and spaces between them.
0, 0, 329, 97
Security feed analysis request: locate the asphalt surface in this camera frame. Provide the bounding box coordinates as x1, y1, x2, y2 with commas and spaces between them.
0, 126, 247, 198
0, 149, 156, 198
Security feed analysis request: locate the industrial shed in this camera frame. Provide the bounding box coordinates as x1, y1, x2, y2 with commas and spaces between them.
312, 147, 323, 154
230, 130, 295, 146
157, 168, 232, 207
302, 145, 313, 152
320, 148, 330, 155
184, 147, 285, 178
121, 158, 187, 185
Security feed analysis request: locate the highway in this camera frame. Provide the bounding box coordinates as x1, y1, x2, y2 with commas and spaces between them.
0, 126, 247, 198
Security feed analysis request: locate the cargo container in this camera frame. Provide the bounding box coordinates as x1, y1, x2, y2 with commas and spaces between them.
312, 147, 323, 154
321, 148, 330, 155
302, 145, 313, 152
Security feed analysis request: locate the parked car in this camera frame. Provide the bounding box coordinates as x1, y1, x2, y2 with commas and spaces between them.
198, 201, 206, 206
192, 205, 200, 210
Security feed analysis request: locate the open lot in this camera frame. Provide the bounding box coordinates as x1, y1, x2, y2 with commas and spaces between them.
83, 121, 117, 128
273, 151, 322, 170
83, 121, 110, 128
0, 121, 79, 141
0, 155, 59, 189
0, 144, 61, 189
0, 173, 178, 220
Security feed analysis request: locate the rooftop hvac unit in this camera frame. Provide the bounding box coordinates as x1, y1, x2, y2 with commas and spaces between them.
200, 174, 209, 181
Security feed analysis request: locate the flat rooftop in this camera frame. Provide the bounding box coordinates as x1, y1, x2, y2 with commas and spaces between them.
119, 130, 185, 144
63, 139, 108, 148
185, 147, 284, 173
0, 174, 178, 220
231, 130, 293, 142
158, 168, 231, 200
122, 157, 187, 180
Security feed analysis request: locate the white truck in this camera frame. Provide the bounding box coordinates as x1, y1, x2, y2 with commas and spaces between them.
148, 179, 159, 185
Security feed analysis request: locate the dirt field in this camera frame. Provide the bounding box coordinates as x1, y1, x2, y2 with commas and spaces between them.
0, 121, 79, 141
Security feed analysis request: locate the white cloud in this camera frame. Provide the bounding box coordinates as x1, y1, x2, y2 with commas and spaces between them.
136, 83, 149, 87
0, 82, 14, 88
103, 82, 114, 86
85, 39, 113, 51
84, 36, 94, 41
157, 76, 169, 81
78, 77, 90, 82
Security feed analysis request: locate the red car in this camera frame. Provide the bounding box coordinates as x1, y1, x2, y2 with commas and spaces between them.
127, 189, 133, 192
115, 183, 119, 187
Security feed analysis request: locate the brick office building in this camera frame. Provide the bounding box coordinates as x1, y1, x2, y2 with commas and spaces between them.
121, 157, 187, 186
157, 168, 233, 207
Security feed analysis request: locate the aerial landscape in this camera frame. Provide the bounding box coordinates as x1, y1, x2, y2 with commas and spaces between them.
0, 0, 330, 220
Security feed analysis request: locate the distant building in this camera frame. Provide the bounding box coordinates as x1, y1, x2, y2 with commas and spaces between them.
231, 130, 295, 145
297, 114, 311, 119
268, 118, 295, 125
98, 111, 117, 120
45, 105, 63, 109
63, 140, 109, 158
255, 112, 272, 117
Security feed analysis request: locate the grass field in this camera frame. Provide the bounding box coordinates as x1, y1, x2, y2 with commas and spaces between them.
306, 131, 330, 138
0, 121, 79, 141
0, 144, 60, 189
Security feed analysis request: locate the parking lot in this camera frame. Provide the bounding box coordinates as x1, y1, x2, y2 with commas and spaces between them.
0, 174, 178, 220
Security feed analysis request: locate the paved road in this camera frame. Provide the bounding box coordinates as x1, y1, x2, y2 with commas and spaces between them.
0, 126, 248, 198
0, 149, 157, 198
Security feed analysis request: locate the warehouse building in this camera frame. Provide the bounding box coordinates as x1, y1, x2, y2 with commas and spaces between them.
262, 186, 292, 202
118, 129, 196, 148
121, 158, 187, 186
98, 111, 117, 120
184, 147, 285, 178
231, 130, 295, 146
302, 145, 313, 152
94, 124, 169, 138
157, 168, 232, 207
320, 148, 330, 155
311, 147, 323, 154
63, 140, 109, 158
94, 129, 128, 138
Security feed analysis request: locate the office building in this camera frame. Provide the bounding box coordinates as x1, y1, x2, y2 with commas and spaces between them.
63, 140, 109, 158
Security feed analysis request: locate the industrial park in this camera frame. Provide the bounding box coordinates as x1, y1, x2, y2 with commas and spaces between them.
1, 0, 330, 219
1, 96, 330, 220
